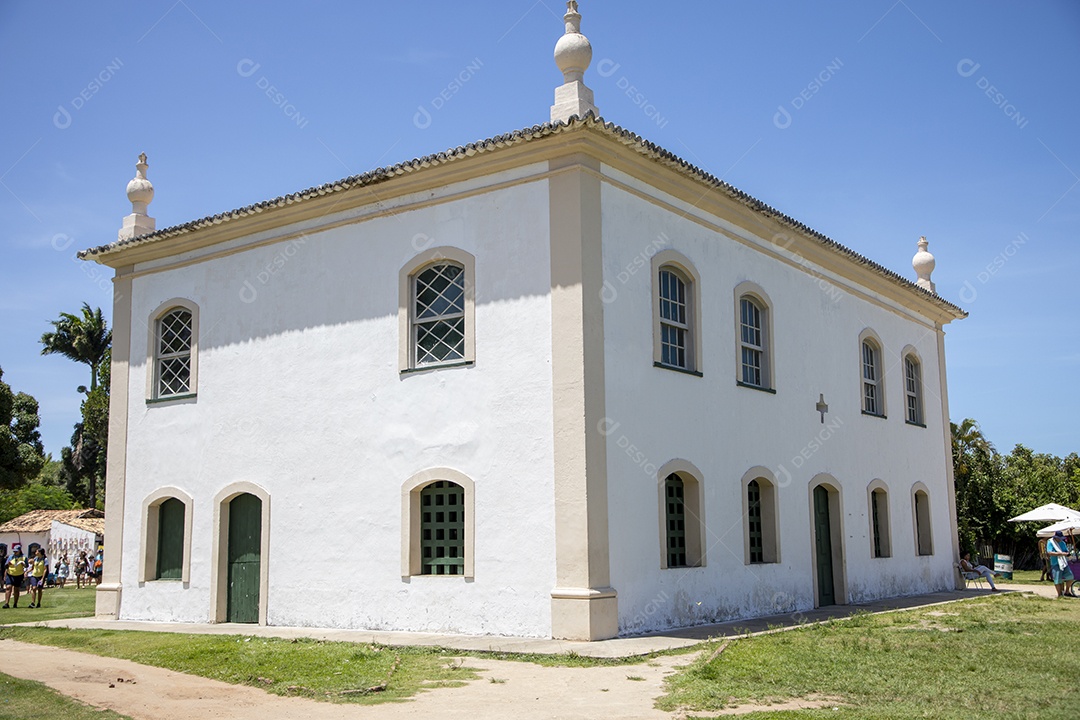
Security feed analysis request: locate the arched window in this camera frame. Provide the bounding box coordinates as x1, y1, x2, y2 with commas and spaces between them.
399, 248, 476, 372
155, 307, 194, 398
651, 251, 701, 375
867, 480, 891, 558
734, 284, 774, 391
419, 481, 465, 575
743, 469, 779, 564
413, 263, 466, 367
862, 339, 884, 416
658, 267, 691, 370
913, 486, 933, 556
140, 487, 193, 583
656, 460, 705, 569
904, 354, 923, 425
663, 474, 686, 567
156, 497, 185, 579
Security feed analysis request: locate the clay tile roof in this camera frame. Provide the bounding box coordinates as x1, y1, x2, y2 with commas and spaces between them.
0, 509, 104, 534
77, 114, 965, 319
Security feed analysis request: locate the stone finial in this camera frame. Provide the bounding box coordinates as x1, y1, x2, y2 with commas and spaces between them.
912, 236, 936, 293
551, 1, 598, 123
119, 153, 156, 241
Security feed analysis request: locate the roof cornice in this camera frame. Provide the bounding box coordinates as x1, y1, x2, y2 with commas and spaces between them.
79, 114, 965, 321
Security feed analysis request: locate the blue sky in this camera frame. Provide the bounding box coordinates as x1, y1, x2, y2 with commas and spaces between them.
2, 1, 1078, 459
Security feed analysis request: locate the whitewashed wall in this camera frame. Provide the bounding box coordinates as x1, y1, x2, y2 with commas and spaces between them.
598, 168, 956, 634
118, 165, 558, 636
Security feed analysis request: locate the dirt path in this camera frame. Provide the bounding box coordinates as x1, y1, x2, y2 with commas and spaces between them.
0, 638, 690, 719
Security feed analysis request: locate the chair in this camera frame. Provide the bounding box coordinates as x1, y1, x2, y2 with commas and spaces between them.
956, 563, 985, 589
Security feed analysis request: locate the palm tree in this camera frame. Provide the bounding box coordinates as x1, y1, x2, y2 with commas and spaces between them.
40, 303, 111, 391
951, 418, 994, 478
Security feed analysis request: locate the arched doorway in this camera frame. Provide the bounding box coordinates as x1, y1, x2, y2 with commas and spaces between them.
809, 478, 846, 607
226, 493, 261, 623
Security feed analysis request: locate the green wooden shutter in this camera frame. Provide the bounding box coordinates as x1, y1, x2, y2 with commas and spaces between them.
420, 482, 464, 575
665, 474, 687, 568
871, 491, 883, 559
156, 498, 185, 580
227, 494, 262, 623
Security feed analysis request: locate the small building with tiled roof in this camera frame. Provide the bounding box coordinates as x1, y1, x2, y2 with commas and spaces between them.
80, 2, 964, 640
0, 509, 104, 567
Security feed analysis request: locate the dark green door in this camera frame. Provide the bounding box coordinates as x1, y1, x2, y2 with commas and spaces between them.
227, 493, 261, 623
813, 485, 835, 607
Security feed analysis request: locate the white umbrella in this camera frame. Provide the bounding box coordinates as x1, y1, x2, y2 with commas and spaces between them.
1037, 518, 1080, 538
1008, 503, 1080, 523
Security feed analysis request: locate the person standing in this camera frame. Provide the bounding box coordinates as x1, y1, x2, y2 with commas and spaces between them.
1046, 531, 1075, 598
3, 544, 27, 608
1039, 537, 1052, 582
27, 548, 48, 608
56, 556, 70, 589
75, 551, 88, 589
92, 547, 103, 586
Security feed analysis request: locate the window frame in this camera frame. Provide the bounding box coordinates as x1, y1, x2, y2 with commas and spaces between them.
741, 467, 780, 564
401, 468, 475, 578
733, 282, 775, 392
651, 250, 702, 375
398, 247, 476, 373
858, 330, 887, 418
904, 352, 924, 426
139, 487, 194, 583
866, 479, 892, 559
912, 483, 933, 556
656, 460, 706, 569
146, 299, 199, 403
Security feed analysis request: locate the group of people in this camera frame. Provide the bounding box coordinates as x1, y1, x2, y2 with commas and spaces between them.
961, 530, 1076, 597
2, 544, 103, 609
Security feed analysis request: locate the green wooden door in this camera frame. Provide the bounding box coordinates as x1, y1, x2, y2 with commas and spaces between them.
813, 485, 835, 607
227, 493, 261, 623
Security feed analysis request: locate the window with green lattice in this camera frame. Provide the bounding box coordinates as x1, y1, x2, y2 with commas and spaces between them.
664, 474, 687, 568
155, 308, 193, 397
748, 480, 764, 563
420, 481, 465, 575
156, 497, 184, 580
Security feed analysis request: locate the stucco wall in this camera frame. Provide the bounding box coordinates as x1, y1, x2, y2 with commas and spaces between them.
598, 168, 957, 634
118, 166, 558, 636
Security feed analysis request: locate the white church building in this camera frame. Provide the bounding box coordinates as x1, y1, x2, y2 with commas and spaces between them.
82, 2, 966, 640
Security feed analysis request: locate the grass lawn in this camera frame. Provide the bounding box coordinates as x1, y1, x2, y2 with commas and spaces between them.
1001, 569, 1054, 586
0, 627, 480, 705
0, 585, 97, 624
0, 673, 130, 719
659, 593, 1077, 719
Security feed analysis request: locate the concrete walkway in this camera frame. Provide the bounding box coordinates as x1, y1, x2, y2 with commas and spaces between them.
22, 587, 1005, 658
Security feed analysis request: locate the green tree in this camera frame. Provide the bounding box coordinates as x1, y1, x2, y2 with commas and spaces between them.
41, 306, 111, 509
0, 366, 47, 489
40, 303, 111, 392
0, 483, 75, 525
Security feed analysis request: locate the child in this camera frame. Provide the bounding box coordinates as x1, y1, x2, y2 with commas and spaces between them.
27, 548, 48, 608
56, 556, 70, 589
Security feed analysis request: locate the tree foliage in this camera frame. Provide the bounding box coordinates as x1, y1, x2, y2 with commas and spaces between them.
40, 303, 111, 391
952, 418, 1080, 568
41, 306, 111, 509
0, 366, 47, 490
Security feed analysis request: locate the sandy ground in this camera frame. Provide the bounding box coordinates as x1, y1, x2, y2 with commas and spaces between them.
0, 587, 1048, 719
0, 638, 693, 719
